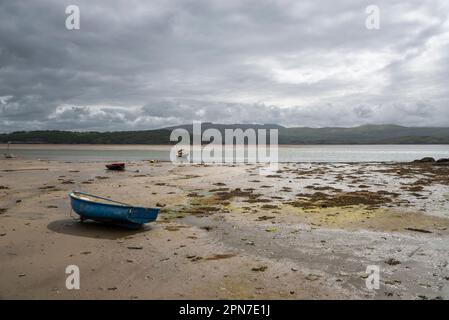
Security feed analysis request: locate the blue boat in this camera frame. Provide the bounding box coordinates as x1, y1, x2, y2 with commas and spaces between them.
69, 191, 160, 229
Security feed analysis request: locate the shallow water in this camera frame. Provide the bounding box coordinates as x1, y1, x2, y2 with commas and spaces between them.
2, 144, 449, 162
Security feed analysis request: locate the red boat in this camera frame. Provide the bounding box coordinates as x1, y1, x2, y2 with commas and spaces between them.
105, 163, 125, 171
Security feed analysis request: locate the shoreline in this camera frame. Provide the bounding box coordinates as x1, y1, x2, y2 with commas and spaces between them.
1, 159, 449, 299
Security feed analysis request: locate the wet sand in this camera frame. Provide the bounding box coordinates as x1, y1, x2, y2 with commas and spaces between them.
1, 159, 449, 299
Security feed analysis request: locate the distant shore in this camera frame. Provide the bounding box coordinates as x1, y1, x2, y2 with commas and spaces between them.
2, 124, 449, 145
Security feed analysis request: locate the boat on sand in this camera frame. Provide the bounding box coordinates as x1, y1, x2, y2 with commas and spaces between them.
105, 162, 125, 170
69, 191, 160, 229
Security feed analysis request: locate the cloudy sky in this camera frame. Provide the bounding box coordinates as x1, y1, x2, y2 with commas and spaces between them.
1, 0, 449, 132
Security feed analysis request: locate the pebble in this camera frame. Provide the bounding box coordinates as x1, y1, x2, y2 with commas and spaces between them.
385, 258, 401, 266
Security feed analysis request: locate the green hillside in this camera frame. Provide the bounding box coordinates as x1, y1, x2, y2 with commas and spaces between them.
1, 124, 449, 144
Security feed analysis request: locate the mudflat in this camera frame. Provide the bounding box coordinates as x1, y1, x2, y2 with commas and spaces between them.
1, 159, 449, 299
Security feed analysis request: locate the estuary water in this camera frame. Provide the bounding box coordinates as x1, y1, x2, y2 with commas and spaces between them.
2, 144, 449, 163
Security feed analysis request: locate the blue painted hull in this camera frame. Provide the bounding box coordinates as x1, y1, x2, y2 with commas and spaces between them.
69, 192, 159, 229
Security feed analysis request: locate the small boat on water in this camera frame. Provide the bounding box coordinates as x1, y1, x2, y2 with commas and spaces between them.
106, 162, 125, 170
69, 191, 160, 229
177, 149, 189, 159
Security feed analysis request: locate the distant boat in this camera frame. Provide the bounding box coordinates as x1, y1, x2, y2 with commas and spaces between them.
4, 141, 14, 159
105, 162, 125, 170
69, 191, 160, 229
177, 149, 188, 158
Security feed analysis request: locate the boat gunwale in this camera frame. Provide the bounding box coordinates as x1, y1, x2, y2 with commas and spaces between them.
69, 192, 150, 210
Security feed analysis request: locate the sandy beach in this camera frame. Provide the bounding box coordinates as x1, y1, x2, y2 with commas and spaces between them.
1, 158, 449, 299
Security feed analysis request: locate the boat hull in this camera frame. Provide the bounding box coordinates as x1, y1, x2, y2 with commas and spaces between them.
69, 192, 159, 229
106, 163, 125, 171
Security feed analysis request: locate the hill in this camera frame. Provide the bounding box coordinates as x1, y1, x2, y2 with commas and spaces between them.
1, 124, 449, 144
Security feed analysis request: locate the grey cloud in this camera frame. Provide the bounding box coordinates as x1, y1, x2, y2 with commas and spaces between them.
1, 0, 449, 132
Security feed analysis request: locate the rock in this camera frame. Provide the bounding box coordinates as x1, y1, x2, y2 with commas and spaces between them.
291, 267, 298, 272
413, 157, 435, 163
18, 273, 26, 277
434, 158, 449, 166
155, 202, 166, 207
385, 258, 401, 266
